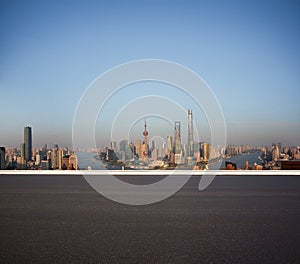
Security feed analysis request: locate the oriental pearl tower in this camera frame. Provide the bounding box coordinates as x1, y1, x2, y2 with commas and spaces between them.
142, 118, 149, 160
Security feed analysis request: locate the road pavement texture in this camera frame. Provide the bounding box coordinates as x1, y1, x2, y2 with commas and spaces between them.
0, 175, 299, 263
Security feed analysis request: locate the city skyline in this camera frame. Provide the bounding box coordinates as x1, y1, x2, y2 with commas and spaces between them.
1, 1, 300, 147
2, 122, 298, 171
1, 113, 299, 171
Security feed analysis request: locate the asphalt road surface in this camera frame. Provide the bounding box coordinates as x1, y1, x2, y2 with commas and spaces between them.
0, 175, 299, 263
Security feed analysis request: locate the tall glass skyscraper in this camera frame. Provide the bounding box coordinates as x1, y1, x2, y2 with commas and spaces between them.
187, 109, 194, 156
24, 126, 32, 161
0, 147, 5, 169
174, 121, 182, 154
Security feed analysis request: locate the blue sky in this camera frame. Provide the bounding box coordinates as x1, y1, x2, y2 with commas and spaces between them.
0, 0, 300, 148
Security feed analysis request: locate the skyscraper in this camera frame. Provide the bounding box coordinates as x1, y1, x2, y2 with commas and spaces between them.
174, 121, 182, 154
200, 142, 210, 162
125, 144, 134, 160
136, 139, 142, 158
52, 148, 58, 169
167, 136, 173, 154
187, 109, 194, 156
0, 147, 5, 169
119, 139, 128, 153
24, 126, 32, 161
20, 143, 25, 158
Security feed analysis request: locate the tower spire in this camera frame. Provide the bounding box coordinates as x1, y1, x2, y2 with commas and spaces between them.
142, 117, 149, 160
188, 109, 194, 156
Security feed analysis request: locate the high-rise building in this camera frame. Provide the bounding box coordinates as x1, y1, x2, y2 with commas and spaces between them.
119, 139, 128, 153
24, 126, 32, 161
110, 141, 118, 151
135, 140, 142, 159
187, 109, 194, 156
20, 143, 25, 158
174, 121, 182, 154
151, 140, 155, 152
158, 145, 167, 158
167, 136, 173, 154
35, 154, 41, 165
42, 144, 47, 160
0, 147, 5, 169
183, 144, 188, 158
125, 144, 134, 160
272, 145, 279, 161
52, 148, 58, 169
151, 148, 158, 160
58, 150, 63, 169
193, 142, 200, 153
200, 142, 210, 162
106, 148, 116, 161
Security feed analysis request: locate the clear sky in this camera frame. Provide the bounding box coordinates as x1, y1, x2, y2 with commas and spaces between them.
1, 0, 300, 148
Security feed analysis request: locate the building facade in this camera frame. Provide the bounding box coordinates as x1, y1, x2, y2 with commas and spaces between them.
24, 126, 32, 161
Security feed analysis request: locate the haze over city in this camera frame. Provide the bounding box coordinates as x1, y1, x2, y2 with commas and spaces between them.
1, 0, 300, 148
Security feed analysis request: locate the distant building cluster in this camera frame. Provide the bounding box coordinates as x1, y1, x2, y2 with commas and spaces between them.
99, 109, 223, 169
224, 143, 300, 170
1, 114, 299, 171
225, 144, 256, 156
263, 143, 300, 169
97, 109, 300, 170
0, 126, 78, 170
